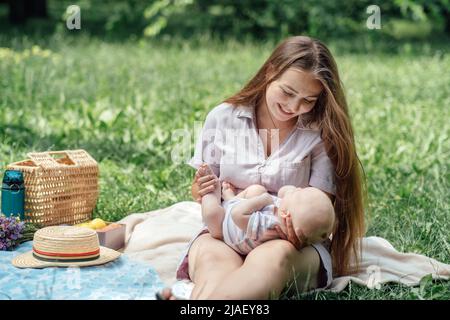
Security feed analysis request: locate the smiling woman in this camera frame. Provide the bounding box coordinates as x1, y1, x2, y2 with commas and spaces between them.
266, 68, 323, 122
154, 35, 368, 300
222, 35, 367, 279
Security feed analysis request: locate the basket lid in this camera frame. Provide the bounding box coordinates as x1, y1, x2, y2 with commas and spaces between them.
27, 150, 96, 169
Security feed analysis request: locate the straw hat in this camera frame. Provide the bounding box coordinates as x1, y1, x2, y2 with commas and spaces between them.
12, 226, 121, 268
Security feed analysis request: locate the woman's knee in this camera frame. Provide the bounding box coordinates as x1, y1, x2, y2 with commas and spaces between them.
245, 240, 321, 292
245, 240, 296, 273
188, 234, 243, 277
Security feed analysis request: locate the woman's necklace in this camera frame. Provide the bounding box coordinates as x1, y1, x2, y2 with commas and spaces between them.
264, 103, 295, 138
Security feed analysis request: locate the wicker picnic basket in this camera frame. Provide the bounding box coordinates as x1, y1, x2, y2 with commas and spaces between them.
6, 149, 99, 227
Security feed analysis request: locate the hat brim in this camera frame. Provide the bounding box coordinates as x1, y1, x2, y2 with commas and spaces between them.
12, 246, 121, 269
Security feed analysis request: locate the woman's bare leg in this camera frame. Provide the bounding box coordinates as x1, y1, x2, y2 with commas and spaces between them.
188, 233, 244, 299
205, 240, 321, 299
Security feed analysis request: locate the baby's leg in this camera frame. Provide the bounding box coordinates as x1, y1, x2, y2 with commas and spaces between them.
198, 164, 224, 240
235, 184, 268, 199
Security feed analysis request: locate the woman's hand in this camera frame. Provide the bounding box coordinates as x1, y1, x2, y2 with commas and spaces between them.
192, 167, 219, 203
275, 210, 302, 251
274, 225, 288, 241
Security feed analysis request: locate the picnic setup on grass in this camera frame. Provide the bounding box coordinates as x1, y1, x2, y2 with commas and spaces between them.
1, 149, 449, 300
0, 149, 165, 299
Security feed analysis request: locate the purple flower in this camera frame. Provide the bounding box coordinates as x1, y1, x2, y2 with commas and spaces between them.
0, 214, 28, 251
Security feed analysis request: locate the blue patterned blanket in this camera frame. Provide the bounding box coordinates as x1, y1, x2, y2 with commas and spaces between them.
0, 241, 164, 300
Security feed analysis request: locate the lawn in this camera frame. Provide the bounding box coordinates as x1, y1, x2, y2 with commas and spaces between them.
0, 33, 449, 299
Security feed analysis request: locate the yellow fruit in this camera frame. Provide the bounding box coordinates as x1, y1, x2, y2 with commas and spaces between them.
89, 218, 107, 230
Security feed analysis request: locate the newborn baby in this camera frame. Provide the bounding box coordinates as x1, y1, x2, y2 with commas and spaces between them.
197, 164, 335, 255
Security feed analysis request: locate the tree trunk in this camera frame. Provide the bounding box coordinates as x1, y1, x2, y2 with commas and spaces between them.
26, 0, 47, 18
8, 0, 47, 24
8, 0, 26, 24
445, 8, 450, 35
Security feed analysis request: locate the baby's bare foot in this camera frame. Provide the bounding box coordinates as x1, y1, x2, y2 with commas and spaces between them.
156, 287, 178, 300
222, 181, 236, 201
198, 164, 221, 200
197, 163, 209, 178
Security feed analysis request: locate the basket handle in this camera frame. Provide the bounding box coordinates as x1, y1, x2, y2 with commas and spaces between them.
27, 150, 93, 168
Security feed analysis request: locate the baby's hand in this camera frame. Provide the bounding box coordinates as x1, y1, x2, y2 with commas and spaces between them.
221, 181, 237, 201
222, 181, 236, 193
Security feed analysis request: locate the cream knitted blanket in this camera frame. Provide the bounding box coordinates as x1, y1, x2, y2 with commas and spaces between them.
119, 201, 450, 293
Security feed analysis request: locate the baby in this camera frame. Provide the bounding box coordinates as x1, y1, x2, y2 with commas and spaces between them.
197, 164, 335, 255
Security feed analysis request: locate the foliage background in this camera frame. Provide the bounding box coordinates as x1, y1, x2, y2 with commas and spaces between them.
0, 0, 449, 299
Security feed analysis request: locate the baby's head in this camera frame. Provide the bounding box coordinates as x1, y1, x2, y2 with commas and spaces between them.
278, 187, 335, 247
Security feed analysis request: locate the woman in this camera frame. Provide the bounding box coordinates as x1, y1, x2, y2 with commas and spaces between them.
161, 35, 366, 299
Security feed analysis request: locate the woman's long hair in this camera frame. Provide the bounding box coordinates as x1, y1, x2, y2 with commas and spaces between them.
223, 36, 367, 276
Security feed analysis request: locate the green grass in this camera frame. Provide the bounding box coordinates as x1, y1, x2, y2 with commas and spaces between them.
0, 33, 449, 300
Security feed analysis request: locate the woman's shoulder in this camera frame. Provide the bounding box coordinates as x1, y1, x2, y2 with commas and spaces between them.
207, 102, 242, 118
204, 102, 250, 126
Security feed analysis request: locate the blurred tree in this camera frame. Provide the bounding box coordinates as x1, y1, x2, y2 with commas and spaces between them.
5, 0, 448, 39
141, 0, 450, 40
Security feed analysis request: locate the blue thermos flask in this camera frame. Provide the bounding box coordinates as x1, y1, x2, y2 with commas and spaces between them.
1, 170, 25, 220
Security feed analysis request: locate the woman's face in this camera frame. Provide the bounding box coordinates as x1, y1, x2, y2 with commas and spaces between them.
264, 68, 323, 123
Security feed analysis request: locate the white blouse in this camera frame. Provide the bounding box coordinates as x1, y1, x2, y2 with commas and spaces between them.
187, 102, 336, 196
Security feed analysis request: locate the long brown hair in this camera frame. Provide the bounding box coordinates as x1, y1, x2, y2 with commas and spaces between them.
223, 36, 367, 276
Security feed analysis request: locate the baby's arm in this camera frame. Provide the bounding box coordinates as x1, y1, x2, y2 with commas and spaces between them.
231, 193, 274, 231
